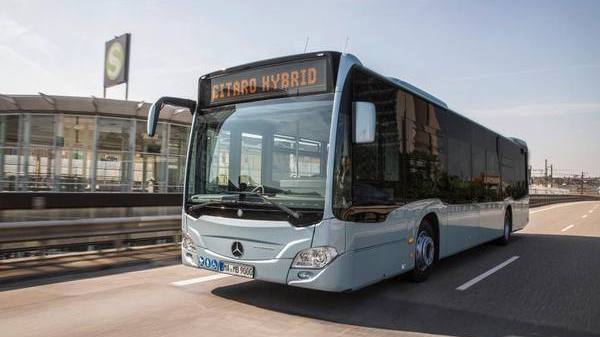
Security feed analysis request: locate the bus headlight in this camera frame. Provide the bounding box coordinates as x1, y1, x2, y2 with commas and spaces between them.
292, 247, 337, 269
182, 232, 196, 253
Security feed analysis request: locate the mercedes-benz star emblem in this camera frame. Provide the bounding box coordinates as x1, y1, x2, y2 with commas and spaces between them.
231, 241, 244, 258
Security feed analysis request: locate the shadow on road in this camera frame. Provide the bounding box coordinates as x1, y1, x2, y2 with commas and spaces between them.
213, 234, 600, 337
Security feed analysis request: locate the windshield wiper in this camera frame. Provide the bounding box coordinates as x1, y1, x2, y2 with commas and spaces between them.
187, 200, 227, 213
187, 192, 301, 219
230, 191, 301, 219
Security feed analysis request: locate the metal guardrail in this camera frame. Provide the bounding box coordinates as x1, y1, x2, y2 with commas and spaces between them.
2, 194, 599, 260
529, 194, 600, 208
0, 192, 182, 210
0, 215, 181, 259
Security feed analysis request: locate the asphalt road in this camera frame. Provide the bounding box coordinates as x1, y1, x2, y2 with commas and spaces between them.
1, 201, 599, 337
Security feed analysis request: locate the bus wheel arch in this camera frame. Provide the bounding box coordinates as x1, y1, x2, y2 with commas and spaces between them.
410, 213, 438, 282
422, 212, 440, 261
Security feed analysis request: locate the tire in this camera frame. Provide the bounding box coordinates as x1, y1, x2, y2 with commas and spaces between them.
410, 219, 436, 282
497, 209, 512, 246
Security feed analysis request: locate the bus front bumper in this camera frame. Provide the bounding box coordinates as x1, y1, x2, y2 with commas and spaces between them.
182, 246, 354, 292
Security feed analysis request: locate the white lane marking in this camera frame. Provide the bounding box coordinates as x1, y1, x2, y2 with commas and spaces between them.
582, 214, 588, 219
171, 274, 231, 287
560, 224, 575, 232
456, 256, 520, 291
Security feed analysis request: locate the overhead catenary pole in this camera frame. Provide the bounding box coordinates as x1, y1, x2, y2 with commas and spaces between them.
544, 159, 548, 187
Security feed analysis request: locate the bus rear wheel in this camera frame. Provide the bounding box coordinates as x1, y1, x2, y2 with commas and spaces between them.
410, 219, 435, 282
497, 209, 512, 246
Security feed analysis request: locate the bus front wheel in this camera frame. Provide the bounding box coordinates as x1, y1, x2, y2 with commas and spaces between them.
410, 219, 435, 282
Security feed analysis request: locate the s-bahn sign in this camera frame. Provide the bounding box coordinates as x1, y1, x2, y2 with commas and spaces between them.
104, 33, 131, 88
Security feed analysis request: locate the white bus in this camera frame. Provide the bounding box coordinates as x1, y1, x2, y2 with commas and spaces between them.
148, 52, 529, 292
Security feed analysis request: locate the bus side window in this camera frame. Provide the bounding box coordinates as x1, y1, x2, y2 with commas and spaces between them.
350, 69, 402, 211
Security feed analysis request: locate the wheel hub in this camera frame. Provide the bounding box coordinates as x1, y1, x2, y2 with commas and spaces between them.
415, 231, 434, 271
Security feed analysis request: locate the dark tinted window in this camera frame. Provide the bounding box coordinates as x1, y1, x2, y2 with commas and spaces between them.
499, 138, 527, 200
447, 136, 471, 203
515, 147, 528, 198
483, 132, 501, 201
332, 67, 519, 223
471, 125, 491, 202
485, 153, 501, 201
472, 142, 486, 201
333, 70, 448, 222
351, 69, 402, 212
442, 112, 471, 203
405, 96, 445, 201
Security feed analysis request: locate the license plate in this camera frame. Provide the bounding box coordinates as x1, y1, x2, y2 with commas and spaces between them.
198, 256, 254, 279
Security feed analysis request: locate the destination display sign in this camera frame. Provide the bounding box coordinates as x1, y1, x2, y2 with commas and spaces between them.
200, 57, 330, 106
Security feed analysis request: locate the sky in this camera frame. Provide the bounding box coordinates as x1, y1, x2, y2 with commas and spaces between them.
1, 0, 599, 175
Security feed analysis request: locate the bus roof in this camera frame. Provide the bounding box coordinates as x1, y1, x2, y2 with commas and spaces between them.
387, 77, 448, 109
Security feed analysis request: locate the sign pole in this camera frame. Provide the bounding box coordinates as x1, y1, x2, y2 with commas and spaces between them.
125, 82, 129, 101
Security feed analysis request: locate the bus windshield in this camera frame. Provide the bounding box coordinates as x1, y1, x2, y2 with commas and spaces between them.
186, 93, 334, 218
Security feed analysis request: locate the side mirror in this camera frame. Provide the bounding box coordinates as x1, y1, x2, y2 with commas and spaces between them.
352, 101, 376, 143
147, 96, 197, 137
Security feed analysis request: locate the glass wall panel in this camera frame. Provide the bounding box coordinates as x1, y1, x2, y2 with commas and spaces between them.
57, 149, 91, 191
167, 156, 186, 192
169, 124, 189, 156
133, 153, 167, 192
2, 114, 20, 144
97, 118, 132, 151
61, 116, 95, 148
136, 121, 163, 153
29, 115, 54, 146
168, 124, 190, 191
1, 147, 20, 191
0, 112, 189, 193
57, 116, 94, 191
96, 118, 133, 191
96, 151, 131, 191
133, 121, 167, 191
26, 115, 55, 190
27, 147, 53, 191
1, 115, 21, 191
